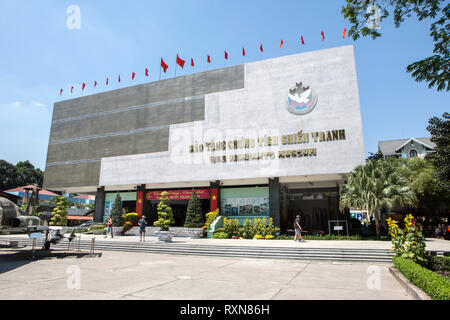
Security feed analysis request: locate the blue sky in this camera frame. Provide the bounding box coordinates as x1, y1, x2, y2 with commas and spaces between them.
0, 0, 447, 170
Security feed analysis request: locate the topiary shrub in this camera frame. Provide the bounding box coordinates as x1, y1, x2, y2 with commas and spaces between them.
153, 191, 175, 231
184, 191, 204, 228
49, 196, 69, 226
110, 193, 125, 227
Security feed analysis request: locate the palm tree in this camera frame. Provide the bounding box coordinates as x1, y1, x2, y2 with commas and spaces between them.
340, 159, 416, 236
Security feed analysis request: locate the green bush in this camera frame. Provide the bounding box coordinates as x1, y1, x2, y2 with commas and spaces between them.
393, 256, 450, 300
223, 218, 240, 238
303, 234, 362, 241
213, 232, 229, 239
427, 256, 450, 274
274, 234, 364, 240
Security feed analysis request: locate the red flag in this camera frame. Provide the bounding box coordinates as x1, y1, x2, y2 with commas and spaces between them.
132, 72, 136, 80
60, 89, 63, 96
242, 47, 245, 56
145, 68, 149, 77
106, 78, 109, 86
224, 51, 228, 60
94, 81, 97, 88
191, 58, 194, 67
118, 75, 121, 83
279, 40, 284, 48
301, 35, 304, 45
176, 54, 185, 69
71, 86, 74, 93
161, 58, 168, 72
82, 83, 86, 91
207, 55, 211, 63
321, 30, 325, 41
260, 43, 263, 52
342, 28, 347, 38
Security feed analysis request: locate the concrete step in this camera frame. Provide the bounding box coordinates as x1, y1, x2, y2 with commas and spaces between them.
3, 237, 394, 263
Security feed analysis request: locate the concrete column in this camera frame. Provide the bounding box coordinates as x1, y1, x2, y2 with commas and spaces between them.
269, 177, 280, 227
210, 180, 220, 212
94, 186, 105, 222
136, 184, 146, 224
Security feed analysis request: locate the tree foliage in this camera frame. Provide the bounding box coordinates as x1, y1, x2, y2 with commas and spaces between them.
427, 112, 450, 187
0, 160, 19, 191
0, 160, 44, 191
342, 0, 449, 91
397, 157, 449, 218
340, 159, 417, 236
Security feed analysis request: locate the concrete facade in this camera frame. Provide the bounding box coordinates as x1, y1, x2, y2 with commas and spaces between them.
43, 45, 365, 230
98, 45, 364, 188
44, 65, 244, 190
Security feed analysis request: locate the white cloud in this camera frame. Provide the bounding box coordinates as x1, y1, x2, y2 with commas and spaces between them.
31, 101, 46, 108
3, 101, 47, 110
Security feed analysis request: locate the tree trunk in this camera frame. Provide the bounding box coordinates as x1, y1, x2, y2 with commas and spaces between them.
373, 210, 381, 237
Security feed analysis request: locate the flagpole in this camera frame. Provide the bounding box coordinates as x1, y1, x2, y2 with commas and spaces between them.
174, 57, 177, 78
159, 66, 162, 80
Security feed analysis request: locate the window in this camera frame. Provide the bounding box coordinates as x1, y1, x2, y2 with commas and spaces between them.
410, 149, 418, 158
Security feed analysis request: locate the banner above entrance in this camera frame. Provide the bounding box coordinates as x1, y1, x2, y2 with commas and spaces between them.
146, 189, 210, 201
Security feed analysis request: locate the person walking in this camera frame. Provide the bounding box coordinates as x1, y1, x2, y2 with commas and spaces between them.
294, 213, 305, 242
106, 216, 114, 239
139, 215, 147, 242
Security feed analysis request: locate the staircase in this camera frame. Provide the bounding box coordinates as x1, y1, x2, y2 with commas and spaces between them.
0, 236, 394, 263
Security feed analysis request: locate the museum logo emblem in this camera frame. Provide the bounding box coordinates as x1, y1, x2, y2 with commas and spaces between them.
286, 82, 318, 115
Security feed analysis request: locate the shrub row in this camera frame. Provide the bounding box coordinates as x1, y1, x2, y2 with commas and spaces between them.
393, 256, 450, 300
273, 234, 362, 240
427, 256, 450, 274
214, 217, 280, 239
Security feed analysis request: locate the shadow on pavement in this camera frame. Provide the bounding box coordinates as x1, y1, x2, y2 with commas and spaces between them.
0, 249, 102, 275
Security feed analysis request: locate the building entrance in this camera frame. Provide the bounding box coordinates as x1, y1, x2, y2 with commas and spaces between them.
282, 187, 340, 235
145, 199, 210, 227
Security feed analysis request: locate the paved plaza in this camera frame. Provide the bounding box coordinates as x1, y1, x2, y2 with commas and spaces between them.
0, 247, 412, 300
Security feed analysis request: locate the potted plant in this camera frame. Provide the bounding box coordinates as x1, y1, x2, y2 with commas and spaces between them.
153, 191, 175, 242
184, 191, 204, 239
110, 193, 125, 236
120, 212, 139, 235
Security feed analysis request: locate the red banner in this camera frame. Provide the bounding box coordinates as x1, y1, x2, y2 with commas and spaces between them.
146, 189, 210, 201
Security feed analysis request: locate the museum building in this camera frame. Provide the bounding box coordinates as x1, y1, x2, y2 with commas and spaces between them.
43, 45, 365, 233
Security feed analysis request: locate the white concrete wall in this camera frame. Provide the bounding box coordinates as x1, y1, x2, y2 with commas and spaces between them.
99, 45, 365, 187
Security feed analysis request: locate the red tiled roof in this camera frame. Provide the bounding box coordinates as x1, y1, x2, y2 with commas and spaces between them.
3, 185, 59, 197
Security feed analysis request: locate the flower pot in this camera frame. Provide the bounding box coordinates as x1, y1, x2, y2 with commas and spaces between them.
185, 228, 203, 239
156, 231, 174, 243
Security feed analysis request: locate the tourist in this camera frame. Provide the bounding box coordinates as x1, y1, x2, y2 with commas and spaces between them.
139, 215, 147, 242
294, 213, 305, 242
106, 216, 113, 239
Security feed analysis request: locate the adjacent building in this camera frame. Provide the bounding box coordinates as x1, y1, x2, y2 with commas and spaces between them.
378, 137, 436, 159
43, 45, 365, 234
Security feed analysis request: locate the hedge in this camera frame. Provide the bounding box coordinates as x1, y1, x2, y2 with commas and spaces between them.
393, 256, 450, 300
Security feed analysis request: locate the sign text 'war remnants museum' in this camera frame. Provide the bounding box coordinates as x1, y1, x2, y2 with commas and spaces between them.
44, 45, 365, 233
